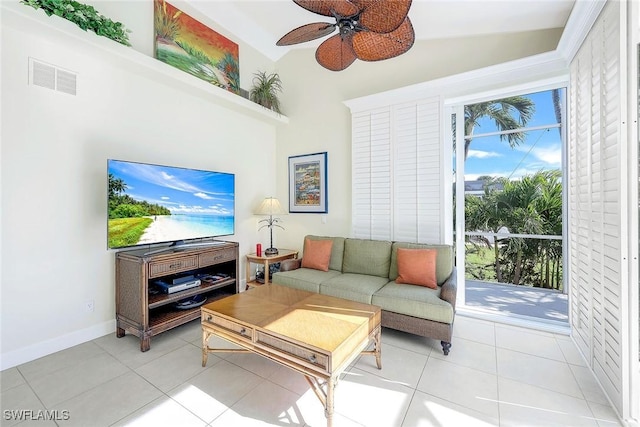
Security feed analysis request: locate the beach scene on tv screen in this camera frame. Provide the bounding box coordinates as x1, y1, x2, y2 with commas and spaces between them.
108, 160, 234, 249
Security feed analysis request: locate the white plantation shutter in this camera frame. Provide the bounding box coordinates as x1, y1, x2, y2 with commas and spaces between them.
351, 96, 443, 242
417, 99, 442, 242
352, 111, 372, 239
393, 102, 419, 241
393, 99, 442, 242
569, 0, 625, 413
352, 108, 392, 240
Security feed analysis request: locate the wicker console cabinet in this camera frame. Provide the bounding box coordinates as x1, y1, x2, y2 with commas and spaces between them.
115, 242, 239, 351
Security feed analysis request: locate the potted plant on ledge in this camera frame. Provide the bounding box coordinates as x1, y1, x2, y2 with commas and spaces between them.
249, 71, 283, 114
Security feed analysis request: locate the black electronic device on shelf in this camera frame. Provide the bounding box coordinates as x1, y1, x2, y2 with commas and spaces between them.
153, 277, 201, 294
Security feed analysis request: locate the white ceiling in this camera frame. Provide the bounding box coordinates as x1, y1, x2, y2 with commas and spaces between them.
187, 0, 576, 61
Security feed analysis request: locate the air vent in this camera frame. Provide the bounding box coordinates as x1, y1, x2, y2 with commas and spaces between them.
56, 69, 77, 95
29, 58, 77, 95
31, 60, 55, 90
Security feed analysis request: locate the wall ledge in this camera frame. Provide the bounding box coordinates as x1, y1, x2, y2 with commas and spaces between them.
1, 2, 289, 126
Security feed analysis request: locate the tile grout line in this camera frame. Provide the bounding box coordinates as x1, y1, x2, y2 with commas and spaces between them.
492, 321, 504, 426
557, 333, 605, 424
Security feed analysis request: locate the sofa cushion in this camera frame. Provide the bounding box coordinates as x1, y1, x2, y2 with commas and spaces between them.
305, 235, 345, 272
372, 282, 454, 324
390, 243, 453, 285
320, 273, 390, 304
395, 248, 437, 289
343, 239, 392, 278
301, 238, 333, 271
272, 268, 342, 293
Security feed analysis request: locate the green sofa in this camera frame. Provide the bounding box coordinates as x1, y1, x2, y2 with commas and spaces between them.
272, 235, 457, 355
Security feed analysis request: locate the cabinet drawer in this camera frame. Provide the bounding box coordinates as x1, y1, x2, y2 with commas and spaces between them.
199, 248, 236, 267
148, 255, 198, 278
256, 331, 328, 371
202, 314, 253, 343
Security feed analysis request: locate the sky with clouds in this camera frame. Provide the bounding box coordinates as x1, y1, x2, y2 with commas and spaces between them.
463, 89, 563, 181
108, 160, 235, 216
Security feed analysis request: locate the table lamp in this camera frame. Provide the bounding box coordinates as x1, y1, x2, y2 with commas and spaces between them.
255, 197, 285, 255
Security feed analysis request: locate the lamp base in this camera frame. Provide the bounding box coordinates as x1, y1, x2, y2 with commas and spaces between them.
264, 247, 278, 256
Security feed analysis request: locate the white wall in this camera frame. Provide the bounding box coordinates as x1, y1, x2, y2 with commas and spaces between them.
0, 3, 281, 368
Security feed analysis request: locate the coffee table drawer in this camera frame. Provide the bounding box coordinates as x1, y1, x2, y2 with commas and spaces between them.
256, 331, 328, 371
203, 314, 253, 343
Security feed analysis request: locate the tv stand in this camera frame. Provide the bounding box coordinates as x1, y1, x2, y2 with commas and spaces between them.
115, 241, 239, 351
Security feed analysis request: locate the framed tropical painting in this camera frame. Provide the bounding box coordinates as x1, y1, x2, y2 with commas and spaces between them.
154, 0, 239, 94
288, 152, 328, 213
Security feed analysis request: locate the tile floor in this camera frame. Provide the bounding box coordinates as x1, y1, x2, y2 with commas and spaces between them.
0, 315, 622, 426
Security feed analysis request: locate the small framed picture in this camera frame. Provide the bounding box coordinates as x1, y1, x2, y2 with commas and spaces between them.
288, 152, 328, 213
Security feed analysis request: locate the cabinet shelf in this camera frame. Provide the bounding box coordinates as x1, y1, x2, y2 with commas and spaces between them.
148, 278, 235, 309
115, 241, 239, 351
149, 307, 202, 330
148, 289, 234, 330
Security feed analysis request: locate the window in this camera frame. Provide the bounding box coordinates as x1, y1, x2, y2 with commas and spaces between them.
461, 89, 566, 290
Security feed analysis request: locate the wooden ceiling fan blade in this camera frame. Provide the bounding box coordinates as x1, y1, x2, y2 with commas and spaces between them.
315, 34, 357, 71
277, 22, 336, 46
352, 17, 414, 61
353, 0, 412, 33
294, 0, 359, 18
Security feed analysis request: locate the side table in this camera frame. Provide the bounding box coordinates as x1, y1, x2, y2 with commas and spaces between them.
245, 249, 298, 288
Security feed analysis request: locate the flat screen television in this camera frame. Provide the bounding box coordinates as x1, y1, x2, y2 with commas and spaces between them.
107, 159, 235, 251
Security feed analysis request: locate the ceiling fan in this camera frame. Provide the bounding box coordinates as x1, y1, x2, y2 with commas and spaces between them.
276, 0, 415, 71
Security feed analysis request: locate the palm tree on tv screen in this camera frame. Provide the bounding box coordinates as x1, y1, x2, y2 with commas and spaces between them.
108, 173, 127, 199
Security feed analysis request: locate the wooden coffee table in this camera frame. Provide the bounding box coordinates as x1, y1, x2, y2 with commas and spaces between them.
201, 284, 382, 426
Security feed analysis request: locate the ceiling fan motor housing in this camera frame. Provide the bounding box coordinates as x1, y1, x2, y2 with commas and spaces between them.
335, 11, 361, 37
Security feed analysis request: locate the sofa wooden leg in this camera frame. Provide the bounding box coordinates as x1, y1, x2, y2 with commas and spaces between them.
441, 341, 451, 355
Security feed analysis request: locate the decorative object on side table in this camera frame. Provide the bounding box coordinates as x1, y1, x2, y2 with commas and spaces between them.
153, 0, 240, 94
255, 197, 286, 255
288, 152, 328, 213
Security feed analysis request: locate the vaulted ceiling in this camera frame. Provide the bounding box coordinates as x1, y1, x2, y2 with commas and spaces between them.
188, 0, 576, 62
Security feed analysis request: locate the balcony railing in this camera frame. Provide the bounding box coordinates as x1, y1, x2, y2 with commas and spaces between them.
465, 231, 564, 291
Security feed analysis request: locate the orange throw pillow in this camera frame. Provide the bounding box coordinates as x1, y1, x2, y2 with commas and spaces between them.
395, 248, 437, 288
301, 238, 333, 272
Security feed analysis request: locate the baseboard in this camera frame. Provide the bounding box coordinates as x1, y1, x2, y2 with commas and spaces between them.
0, 320, 116, 371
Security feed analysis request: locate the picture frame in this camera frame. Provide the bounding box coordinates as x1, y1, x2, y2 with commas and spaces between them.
288, 152, 328, 213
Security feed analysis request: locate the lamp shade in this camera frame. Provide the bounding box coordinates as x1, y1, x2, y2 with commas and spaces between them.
255, 197, 286, 216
